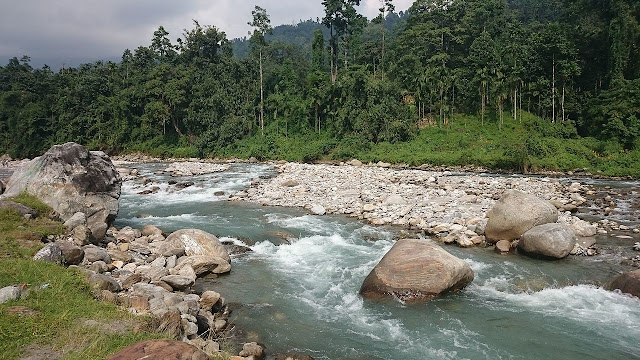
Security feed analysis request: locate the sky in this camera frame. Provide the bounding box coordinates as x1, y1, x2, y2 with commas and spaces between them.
0, 0, 414, 69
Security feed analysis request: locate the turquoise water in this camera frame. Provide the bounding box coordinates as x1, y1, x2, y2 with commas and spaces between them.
115, 164, 640, 360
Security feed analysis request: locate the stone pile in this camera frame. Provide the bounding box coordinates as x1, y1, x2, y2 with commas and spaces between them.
164, 162, 231, 177
237, 162, 608, 252
31, 224, 255, 358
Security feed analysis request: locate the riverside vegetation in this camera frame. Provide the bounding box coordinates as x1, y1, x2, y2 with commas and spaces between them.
0, 0, 639, 177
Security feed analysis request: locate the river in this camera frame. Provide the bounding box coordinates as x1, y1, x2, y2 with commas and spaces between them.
114, 163, 640, 360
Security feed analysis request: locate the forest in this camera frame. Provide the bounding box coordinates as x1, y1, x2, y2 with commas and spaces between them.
0, 0, 639, 176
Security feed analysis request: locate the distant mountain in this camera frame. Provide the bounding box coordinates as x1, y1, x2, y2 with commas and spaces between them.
232, 19, 329, 59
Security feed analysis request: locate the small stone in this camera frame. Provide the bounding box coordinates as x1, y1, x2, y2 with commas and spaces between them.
309, 204, 326, 216
0, 286, 21, 304
495, 240, 511, 253
199, 291, 221, 311
89, 261, 109, 273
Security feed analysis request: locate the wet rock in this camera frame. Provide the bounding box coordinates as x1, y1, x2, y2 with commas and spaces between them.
175, 182, 195, 190
0, 286, 21, 304
607, 269, 640, 298
518, 223, 577, 259
239, 342, 265, 360
107, 339, 208, 360
275, 354, 315, 360
359, 239, 474, 303
485, 190, 558, 243
1, 143, 121, 241
166, 229, 230, 263
222, 241, 253, 255
176, 255, 231, 275
495, 240, 511, 253
33, 243, 63, 264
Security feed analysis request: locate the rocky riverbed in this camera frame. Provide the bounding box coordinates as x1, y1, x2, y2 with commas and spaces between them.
234, 162, 637, 251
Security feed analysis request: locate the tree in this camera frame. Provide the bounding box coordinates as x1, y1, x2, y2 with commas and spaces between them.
151, 26, 176, 61
377, 0, 395, 81
249, 6, 272, 136
322, 0, 362, 83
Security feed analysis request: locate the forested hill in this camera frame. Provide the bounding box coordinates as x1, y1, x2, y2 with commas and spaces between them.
0, 0, 639, 177
231, 13, 407, 59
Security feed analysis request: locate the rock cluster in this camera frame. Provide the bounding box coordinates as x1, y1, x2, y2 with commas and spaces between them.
164, 162, 231, 177
237, 162, 603, 253
32, 224, 243, 357
1, 142, 121, 241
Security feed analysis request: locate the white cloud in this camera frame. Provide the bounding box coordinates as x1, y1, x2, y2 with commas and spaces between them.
0, 0, 413, 68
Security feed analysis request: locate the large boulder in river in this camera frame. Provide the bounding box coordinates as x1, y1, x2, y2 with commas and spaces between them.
166, 229, 231, 269
518, 223, 576, 259
1, 143, 121, 241
359, 239, 474, 303
607, 269, 640, 299
485, 190, 558, 243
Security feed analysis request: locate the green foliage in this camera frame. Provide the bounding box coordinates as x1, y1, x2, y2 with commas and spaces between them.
0, 1, 638, 177
0, 258, 161, 359
11, 192, 53, 215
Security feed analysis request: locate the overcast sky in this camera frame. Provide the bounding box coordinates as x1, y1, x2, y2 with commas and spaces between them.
0, 0, 414, 69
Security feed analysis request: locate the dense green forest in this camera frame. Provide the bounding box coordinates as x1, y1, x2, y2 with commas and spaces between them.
1, 0, 639, 176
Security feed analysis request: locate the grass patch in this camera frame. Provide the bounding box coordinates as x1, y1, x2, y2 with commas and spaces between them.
0, 259, 162, 360
11, 192, 55, 215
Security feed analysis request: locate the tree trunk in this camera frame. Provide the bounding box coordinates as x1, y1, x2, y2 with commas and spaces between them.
562, 84, 566, 122
552, 55, 556, 123
260, 47, 264, 136
381, 29, 386, 81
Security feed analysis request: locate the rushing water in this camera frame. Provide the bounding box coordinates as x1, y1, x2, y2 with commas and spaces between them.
114, 163, 640, 360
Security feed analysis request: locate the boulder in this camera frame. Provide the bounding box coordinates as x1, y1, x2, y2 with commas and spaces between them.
33, 243, 63, 264
0, 179, 4, 195
607, 269, 640, 299
359, 239, 474, 302
89, 274, 121, 292
166, 229, 230, 263
1, 143, 121, 241
73, 225, 95, 245
199, 291, 221, 311
83, 246, 111, 263
142, 225, 163, 237
107, 340, 208, 360
56, 240, 84, 265
0, 286, 21, 304
161, 275, 194, 291
157, 311, 184, 338
176, 255, 231, 275
63, 212, 86, 230
485, 190, 558, 242
495, 240, 511, 253
518, 223, 577, 259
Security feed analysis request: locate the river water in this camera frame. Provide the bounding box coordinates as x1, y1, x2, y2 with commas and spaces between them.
114, 163, 640, 360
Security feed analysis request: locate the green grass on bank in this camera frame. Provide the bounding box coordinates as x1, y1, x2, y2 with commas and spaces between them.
0, 194, 162, 360
119, 112, 640, 178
